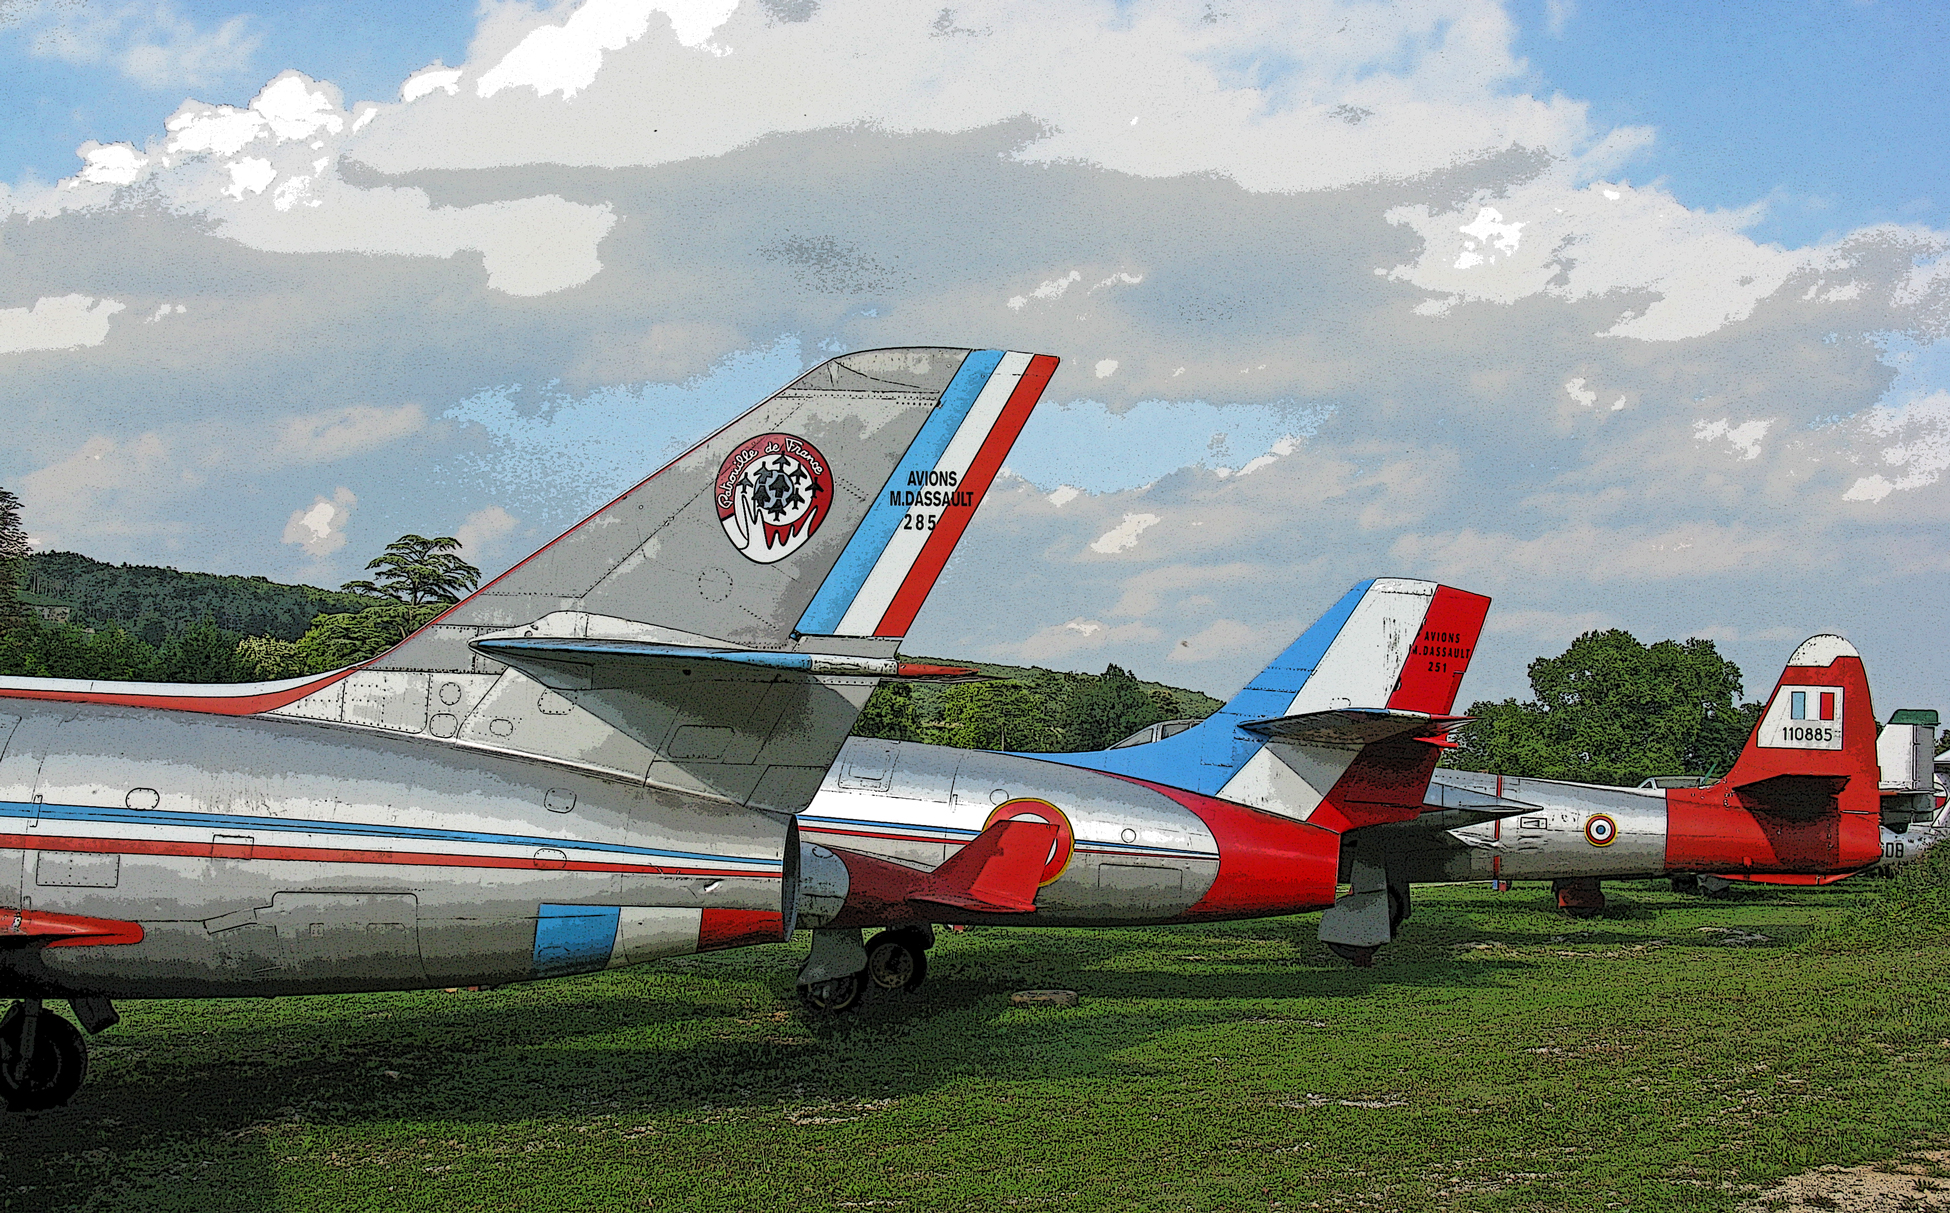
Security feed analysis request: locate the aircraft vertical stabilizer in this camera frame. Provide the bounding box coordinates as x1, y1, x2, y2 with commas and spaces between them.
1667, 635, 1882, 874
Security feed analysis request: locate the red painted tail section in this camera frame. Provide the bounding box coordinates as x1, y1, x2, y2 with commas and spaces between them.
1305, 583, 1491, 832
1386, 585, 1492, 716
1666, 636, 1882, 875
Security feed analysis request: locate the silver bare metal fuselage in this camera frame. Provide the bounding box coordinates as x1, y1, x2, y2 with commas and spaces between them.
1406, 770, 1672, 883
802, 738, 1224, 925
0, 702, 789, 999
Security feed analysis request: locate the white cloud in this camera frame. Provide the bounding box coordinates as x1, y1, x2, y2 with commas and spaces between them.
455, 505, 520, 561
1089, 512, 1161, 554
282, 487, 358, 558
0, 295, 126, 354
477, 0, 740, 99
1008, 270, 1083, 311
402, 65, 464, 103
1693, 417, 1774, 461
1094, 359, 1119, 378
1842, 390, 1950, 502
272, 405, 427, 466
75, 142, 147, 185
40, 71, 619, 297
1168, 618, 1263, 665
1005, 615, 1160, 664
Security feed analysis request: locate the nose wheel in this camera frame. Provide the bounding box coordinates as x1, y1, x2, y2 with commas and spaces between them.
0, 1002, 90, 1113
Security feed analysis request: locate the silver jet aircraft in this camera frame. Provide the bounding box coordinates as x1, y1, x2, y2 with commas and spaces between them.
0, 346, 1060, 1111
1361, 636, 1894, 916
782, 577, 1494, 1006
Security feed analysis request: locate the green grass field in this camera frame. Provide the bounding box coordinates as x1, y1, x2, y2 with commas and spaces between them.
5, 876, 1948, 1213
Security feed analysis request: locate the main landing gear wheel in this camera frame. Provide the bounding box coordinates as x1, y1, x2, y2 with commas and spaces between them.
1325, 943, 1377, 968
1387, 887, 1408, 938
864, 931, 928, 993
0, 1002, 89, 1113
798, 973, 865, 1013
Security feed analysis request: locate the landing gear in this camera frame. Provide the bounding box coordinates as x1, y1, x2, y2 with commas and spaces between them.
1670, 874, 1701, 895
864, 928, 929, 993
796, 925, 935, 1013
0, 1001, 90, 1113
1553, 877, 1605, 917
797, 973, 866, 1013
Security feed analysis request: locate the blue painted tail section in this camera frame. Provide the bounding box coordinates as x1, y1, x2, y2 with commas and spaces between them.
1035, 580, 1376, 795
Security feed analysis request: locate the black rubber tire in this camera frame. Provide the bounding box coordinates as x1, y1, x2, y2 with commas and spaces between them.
798, 972, 865, 1013
1386, 886, 1408, 937
0, 1006, 88, 1114
1325, 942, 1377, 968
1670, 875, 1701, 895
864, 934, 927, 992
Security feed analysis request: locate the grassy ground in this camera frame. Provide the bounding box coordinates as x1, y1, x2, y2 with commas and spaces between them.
3, 878, 1947, 1213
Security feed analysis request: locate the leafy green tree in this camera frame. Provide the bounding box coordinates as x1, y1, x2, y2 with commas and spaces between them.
937, 681, 1056, 751
236, 635, 309, 681
343, 534, 481, 605
0, 488, 26, 633
294, 603, 446, 671
0, 619, 162, 681
852, 682, 923, 742
1057, 663, 1168, 751
157, 619, 249, 683
1446, 629, 1761, 785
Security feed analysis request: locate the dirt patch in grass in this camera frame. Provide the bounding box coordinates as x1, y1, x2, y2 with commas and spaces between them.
1743, 1151, 1950, 1211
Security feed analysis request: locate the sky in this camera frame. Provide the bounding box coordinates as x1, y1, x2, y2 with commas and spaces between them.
1, 0, 1946, 716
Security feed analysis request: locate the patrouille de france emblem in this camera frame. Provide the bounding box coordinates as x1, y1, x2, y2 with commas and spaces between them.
715, 432, 833, 564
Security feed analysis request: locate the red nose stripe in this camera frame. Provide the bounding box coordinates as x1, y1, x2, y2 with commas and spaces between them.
1104, 774, 1339, 919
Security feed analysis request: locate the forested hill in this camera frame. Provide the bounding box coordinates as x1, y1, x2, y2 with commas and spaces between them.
23, 551, 377, 644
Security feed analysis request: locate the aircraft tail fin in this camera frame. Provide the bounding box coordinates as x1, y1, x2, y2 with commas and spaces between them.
375, 347, 1057, 671
1667, 635, 1882, 873
266, 348, 1058, 813
1721, 635, 1878, 812
1065, 579, 1489, 821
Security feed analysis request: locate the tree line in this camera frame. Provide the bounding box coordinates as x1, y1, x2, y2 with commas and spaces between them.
0, 493, 478, 683
853, 663, 1222, 753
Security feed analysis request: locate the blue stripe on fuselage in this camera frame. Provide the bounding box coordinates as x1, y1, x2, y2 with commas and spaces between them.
1029, 580, 1376, 794
796, 349, 1006, 634
533, 903, 621, 978
0, 800, 782, 868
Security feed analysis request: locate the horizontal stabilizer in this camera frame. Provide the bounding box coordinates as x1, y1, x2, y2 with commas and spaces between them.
911, 818, 1059, 914
1241, 708, 1465, 749
472, 635, 978, 681
1733, 773, 1850, 822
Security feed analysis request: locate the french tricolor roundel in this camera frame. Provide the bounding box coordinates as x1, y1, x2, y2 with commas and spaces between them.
716, 433, 832, 564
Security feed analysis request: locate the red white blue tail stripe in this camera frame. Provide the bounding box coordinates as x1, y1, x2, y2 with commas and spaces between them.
797, 349, 1059, 638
